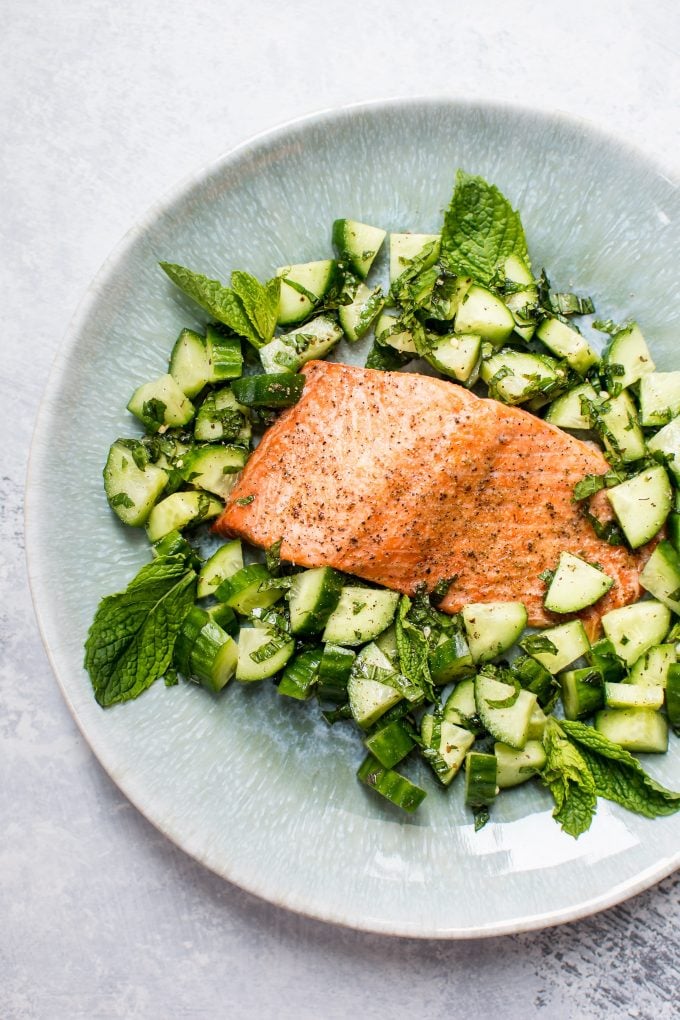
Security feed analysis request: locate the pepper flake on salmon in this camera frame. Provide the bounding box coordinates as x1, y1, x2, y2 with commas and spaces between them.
215, 361, 643, 631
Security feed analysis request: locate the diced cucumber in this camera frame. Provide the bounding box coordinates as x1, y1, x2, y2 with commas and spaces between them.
604, 683, 664, 710
591, 391, 646, 463
425, 333, 482, 384
601, 600, 671, 667
502, 254, 538, 341
188, 621, 238, 693
375, 312, 418, 355
639, 540, 680, 613
215, 563, 283, 614
606, 465, 672, 548
428, 630, 475, 685
276, 260, 340, 325
494, 740, 547, 788
259, 315, 343, 372
127, 374, 195, 431
544, 382, 599, 430
169, 328, 210, 397
461, 601, 527, 663
338, 284, 384, 342
357, 755, 426, 813
509, 655, 556, 708
204, 325, 243, 382
236, 624, 295, 682
666, 664, 680, 733
647, 416, 680, 481
322, 586, 400, 646
521, 620, 590, 674
454, 285, 515, 344
586, 638, 626, 684
527, 704, 548, 740
173, 606, 211, 676
374, 624, 398, 664
560, 667, 604, 720
197, 539, 243, 598
443, 678, 479, 729
194, 387, 251, 445
181, 444, 247, 500
364, 717, 415, 768
475, 671, 537, 749
277, 647, 322, 700
288, 566, 343, 636
332, 218, 386, 280
348, 645, 403, 728
603, 323, 655, 391
421, 715, 475, 785
389, 232, 440, 284
205, 602, 238, 636
465, 751, 498, 807
629, 643, 676, 688
639, 372, 680, 426
317, 642, 355, 702
145, 491, 222, 541
103, 440, 168, 526
669, 511, 680, 553
231, 372, 305, 408
480, 349, 563, 405
595, 708, 668, 753
536, 317, 598, 375
543, 552, 613, 613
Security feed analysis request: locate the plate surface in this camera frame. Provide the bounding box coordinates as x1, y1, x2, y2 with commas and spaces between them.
26, 99, 680, 937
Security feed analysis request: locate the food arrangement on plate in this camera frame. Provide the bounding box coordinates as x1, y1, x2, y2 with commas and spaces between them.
85, 169, 680, 837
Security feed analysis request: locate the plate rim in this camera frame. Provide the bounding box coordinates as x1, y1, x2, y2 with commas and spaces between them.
25, 95, 680, 938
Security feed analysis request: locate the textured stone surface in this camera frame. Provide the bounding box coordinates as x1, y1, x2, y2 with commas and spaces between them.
3, 1, 680, 1017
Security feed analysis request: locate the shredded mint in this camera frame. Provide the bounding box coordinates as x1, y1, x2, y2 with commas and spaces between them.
234, 495, 254, 506
365, 339, 411, 371
521, 633, 558, 656
265, 538, 283, 576
550, 292, 595, 316
473, 805, 491, 832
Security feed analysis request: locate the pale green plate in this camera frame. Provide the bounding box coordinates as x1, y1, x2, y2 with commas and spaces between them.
26, 99, 680, 937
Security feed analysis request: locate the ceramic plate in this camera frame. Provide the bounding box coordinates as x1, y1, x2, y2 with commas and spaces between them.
26, 99, 680, 937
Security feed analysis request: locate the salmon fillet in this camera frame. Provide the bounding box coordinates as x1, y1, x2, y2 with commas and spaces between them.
215, 360, 643, 632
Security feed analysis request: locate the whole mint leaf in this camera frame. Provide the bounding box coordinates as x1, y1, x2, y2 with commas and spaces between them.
231, 270, 280, 343
540, 717, 597, 837
159, 262, 261, 347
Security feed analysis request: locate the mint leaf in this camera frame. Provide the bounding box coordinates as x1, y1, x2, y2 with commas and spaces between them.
159, 262, 262, 347
395, 595, 437, 703
231, 271, 280, 343
365, 339, 411, 371
541, 718, 597, 837
441, 171, 529, 286
561, 720, 680, 818
84, 554, 197, 707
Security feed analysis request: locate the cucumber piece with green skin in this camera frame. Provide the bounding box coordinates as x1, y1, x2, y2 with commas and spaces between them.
594, 708, 668, 753
389, 232, 440, 284
364, 717, 415, 768
606, 465, 672, 549
668, 512, 680, 553
197, 539, 243, 598
204, 325, 243, 382
521, 619, 590, 674
188, 620, 238, 693
421, 714, 475, 785
276, 260, 341, 325
145, 491, 222, 542
428, 630, 475, 685
464, 751, 498, 807
480, 349, 564, 405
543, 552, 614, 613
502, 254, 538, 341
127, 374, 195, 431
332, 218, 386, 280
494, 740, 547, 788
586, 638, 627, 684
288, 566, 343, 636
443, 678, 485, 734
639, 540, 680, 614
322, 586, 400, 646
560, 667, 604, 720
601, 600, 671, 667
509, 654, 556, 708
104, 440, 168, 526
216, 564, 283, 614
338, 284, 384, 341
454, 285, 515, 344
591, 391, 647, 463
259, 315, 343, 373
357, 754, 426, 813
205, 602, 238, 636
236, 624, 295, 682
604, 682, 664, 710
375, 312, 418, 355
169, 328, 210, 397
544, 382, 599, 430
639, 372, 680, 426
425, 333, 482, 384
347, 645, 403, 729
666, 664, 680, 732
194, 387, 251, 445
629, 643, 676, 688
181, 444, 247, 501
461, 601, 528, 663
647, 416, 680, 481
374, 624, 398, 664
152, 529, 199, 563
603, 323, 655, 391
231, 372, 305, 408
317, 642, 356, 702
174, 606, 210, 676
474, 671, 538, 749
536, 317, 598, 375
277, 647, 322, 700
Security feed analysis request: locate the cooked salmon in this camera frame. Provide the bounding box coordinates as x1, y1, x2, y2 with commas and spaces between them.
215, 360, 643, 632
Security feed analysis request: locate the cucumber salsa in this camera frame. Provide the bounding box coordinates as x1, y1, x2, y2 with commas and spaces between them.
84, 171, 680, 838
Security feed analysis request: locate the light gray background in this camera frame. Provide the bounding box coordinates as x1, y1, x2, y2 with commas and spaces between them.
3, 1, 680, 1017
